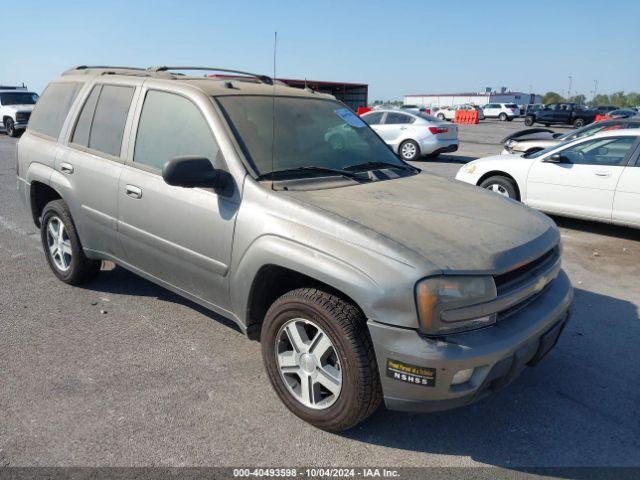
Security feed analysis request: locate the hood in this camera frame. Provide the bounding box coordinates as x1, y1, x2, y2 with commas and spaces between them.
3, 104, 35, 113
502, 128, 556, 143
286, 173, 559, 273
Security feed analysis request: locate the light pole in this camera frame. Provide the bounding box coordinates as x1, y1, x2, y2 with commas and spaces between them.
593, 80, 598, 101
567, 75, 573, 99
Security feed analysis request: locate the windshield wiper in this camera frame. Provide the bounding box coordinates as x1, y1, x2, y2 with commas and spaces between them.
344, 161, 417, 172
256, 166, 363, 181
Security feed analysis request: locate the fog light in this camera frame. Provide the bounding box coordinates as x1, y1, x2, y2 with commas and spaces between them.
451, 368, 474, 386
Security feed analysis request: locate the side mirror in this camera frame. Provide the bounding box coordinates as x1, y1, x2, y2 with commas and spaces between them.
162, 156, 228, 190
545, 153, 564, 163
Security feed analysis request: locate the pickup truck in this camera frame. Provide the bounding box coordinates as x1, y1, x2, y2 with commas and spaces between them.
524, 102, 595, 128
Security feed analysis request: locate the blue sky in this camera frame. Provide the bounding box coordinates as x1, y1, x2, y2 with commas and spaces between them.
3, 0, 638, 100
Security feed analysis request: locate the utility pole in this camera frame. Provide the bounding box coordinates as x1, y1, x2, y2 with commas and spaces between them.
567, 75, 573, 99
593, 80, 598, 101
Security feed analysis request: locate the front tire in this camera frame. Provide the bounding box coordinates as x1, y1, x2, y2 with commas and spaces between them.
524, 116, 534, 126
5, 118, 18, 137
437, 113, 445, 121
40, 199, 101, 284
479, 175, 518, 200
261, 288, 382, 432
398, 139, 420, 161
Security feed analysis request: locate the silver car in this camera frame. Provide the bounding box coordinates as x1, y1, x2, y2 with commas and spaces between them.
17, 66, 572, 431
361, 109, 458, 160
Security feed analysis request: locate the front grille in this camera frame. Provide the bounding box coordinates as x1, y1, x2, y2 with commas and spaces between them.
15, 111, 31, 122
494, 246, 559, 296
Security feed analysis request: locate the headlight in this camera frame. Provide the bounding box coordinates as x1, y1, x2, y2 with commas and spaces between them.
463, 163, 477, 174
416, 276, 497, 335
505, 139, 517, 148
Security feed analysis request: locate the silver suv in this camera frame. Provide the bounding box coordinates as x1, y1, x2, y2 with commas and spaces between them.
17, 66, 573, 431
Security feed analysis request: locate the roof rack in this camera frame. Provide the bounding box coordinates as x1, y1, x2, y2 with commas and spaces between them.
0, 83, 27, 90
148, 66, 273, 85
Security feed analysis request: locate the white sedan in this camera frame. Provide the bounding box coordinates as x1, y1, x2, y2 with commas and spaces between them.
455, 129, 640, 227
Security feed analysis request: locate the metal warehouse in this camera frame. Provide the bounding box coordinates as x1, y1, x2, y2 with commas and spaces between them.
404, 91, 542, 108
279, 78, 368, 111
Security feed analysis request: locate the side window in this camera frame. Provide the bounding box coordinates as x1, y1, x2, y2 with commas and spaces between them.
89, 85, 135, 156
71, 86, 101, 147
558, 137, 637, 166
134, 90, 219, 171
385, 113, 412, 124
28, 82, 81, 139
363, 112, 383, 125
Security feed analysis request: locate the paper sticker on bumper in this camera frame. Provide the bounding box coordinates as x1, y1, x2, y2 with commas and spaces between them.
386, 359, 436, 387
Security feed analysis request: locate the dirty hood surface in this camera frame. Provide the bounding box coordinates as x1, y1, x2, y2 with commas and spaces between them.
287, 173, 559, 272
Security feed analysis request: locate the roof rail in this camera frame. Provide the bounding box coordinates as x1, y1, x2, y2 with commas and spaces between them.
75, 65, 146, 71
148, 66, 273, 85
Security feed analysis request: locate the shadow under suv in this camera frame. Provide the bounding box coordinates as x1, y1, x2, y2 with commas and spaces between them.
16, 66, 573, 431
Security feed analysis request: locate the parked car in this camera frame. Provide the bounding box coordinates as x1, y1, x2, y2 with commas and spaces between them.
524, 102, 595, 128
482, 103, 520, 121
435, 105, 485, 122
501, 117, 640, 155
0, 86, 39, 137
456, 129, 640, 227
361, 109, 458, 160
18, 66, 572, 431
400, 104, 431, 115
608, 108, 637, 118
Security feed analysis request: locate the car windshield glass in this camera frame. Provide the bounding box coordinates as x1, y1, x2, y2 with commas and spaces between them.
0, 92, 39, 105
216, 95, 407, 177
523, 139, 575, 158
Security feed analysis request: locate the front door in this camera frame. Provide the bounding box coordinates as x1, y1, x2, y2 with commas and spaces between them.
526, 136, 638, 220
117, 88, 239, 311
374, 112, 413, 149
613, 144, 640, 226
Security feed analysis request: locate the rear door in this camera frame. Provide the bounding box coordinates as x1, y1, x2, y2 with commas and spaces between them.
526, 135, 638, 220
117, 86, 239, 311
375, 112, 413, 149
612, 142, 640, 226
58, 80, 140, 258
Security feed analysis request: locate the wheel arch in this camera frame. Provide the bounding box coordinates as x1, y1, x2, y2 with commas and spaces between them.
29, 181, 62, 228
477, 170, 521, 200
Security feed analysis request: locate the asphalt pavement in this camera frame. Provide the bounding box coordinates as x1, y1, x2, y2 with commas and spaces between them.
1, 121, 639, 470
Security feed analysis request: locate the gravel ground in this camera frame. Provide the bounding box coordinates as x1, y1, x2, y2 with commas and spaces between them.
1, 120, 639, 470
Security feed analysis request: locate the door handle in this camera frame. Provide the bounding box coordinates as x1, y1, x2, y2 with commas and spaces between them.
400, 126, 407, 130
60, 162, 74, 175
125, 185, 142, 199
594, 171, 611, 177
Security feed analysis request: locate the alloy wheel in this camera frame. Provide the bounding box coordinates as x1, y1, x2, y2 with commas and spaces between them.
401, 142, 417, 160
46, 216, 72, 271
486, 183, 509, 197
275, 318, 342, 410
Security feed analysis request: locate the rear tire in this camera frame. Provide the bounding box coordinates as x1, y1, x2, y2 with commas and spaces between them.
499, 113, 508, 122
524, 116, 534, 126
40, 199, 101, 284
437, 113, 445, 121
573, 118, 585, 128
479, 175, 518, 200
5, 118, 18, 137
261, 288, 382, 432
398, 139, 420, 161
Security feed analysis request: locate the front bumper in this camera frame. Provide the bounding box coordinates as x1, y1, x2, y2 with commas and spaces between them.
368, 269, 573, 412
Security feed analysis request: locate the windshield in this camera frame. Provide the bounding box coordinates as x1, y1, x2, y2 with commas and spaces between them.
216, 96, 407, 177
0, 92, 39, 105
523, 139, 575, 159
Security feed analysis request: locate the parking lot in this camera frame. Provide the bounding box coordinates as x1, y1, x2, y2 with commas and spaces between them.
1, 119, 639, 469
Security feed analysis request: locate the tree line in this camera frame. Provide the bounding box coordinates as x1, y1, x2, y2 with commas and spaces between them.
541, 91, 640, 107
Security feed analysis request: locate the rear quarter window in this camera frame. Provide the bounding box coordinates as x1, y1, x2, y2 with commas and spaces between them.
28, 82, 81, 139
